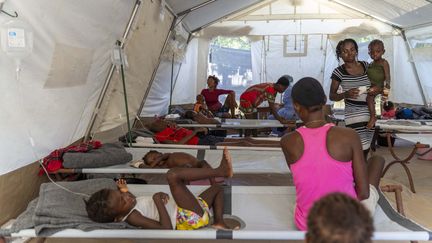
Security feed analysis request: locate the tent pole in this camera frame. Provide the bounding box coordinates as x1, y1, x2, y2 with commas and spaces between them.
118, 41, 133, 147
135, 15, 178, 120
84, 0, 141, 141
169, 52, 175, 111
401, 30, 428, 105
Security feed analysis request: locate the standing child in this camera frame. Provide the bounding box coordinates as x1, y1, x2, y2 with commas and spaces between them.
86, 148, 235, 230
366, 39, 391, 128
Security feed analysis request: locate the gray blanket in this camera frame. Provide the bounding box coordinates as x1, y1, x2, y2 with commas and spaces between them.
63, 142, 132, 168
10, 178, 133, 236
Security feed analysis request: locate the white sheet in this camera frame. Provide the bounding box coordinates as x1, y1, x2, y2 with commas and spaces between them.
395, 134, 432, 146
178, 118, 294, 128
376, 119, 432, 132
74, 147, 289, 174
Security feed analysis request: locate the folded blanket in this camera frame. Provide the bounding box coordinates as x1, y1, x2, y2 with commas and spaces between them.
11, 178, 133, 236
63, 142, 132, 168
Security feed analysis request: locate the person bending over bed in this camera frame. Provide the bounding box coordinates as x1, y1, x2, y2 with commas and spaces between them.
146, 120, 281, 147
281, 77, 384, 230
306, 193, 373, 243
86, 148, 237, 230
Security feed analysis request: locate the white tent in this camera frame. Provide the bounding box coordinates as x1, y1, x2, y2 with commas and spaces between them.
0, 0, 431, 229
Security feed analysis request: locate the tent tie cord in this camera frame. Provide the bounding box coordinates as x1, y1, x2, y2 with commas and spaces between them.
0, 2, 18, 18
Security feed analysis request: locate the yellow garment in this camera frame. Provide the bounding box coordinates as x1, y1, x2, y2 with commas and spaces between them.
176, 197, 210, 230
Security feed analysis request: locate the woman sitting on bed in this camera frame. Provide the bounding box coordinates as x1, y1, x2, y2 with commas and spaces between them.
85, 148, 237, 230
280, 77, 384, 230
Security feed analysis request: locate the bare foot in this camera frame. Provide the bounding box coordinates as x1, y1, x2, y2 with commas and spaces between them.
212, 222, 231, 230
218, 147, 233, 178
367, 116, 377, 129
117, 179, 129, 193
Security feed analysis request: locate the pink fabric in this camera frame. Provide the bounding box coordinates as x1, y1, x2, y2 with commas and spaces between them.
291, 124, 357, 230
381, 109, 396, 119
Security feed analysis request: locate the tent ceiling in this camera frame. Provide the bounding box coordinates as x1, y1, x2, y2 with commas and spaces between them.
166, 0, 263, 32
330, 0, 432, 29
167, 0, 432, 33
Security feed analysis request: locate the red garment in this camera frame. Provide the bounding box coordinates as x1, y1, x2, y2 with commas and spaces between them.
39, 140, 102, 175
381, 109, 396, 119
239, 83, 276, 109
201, 89, 232, 112
154, 127, 199, 145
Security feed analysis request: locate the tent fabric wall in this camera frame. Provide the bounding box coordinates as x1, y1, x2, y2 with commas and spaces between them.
92, 1, 174, 132
0, 0, 135, 175
140, 37, 210, 116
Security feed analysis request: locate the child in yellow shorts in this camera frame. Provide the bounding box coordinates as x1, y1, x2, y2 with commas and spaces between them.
85, 148, 234, 230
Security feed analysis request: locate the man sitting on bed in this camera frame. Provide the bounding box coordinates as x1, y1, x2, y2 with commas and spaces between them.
146, 120, 280, 147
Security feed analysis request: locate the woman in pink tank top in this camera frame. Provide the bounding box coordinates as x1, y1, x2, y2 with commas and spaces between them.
281, 77, 384, 230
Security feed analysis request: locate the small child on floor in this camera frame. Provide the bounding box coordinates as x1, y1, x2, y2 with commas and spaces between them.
366, 39, 391, 128
381, 101, 396, 119
86, 148, 235, 230
194, 94, 214, 118
306, 193, 374, 243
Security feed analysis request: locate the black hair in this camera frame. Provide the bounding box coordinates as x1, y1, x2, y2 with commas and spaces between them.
184, 110, 197, 120
276, 75, 293, 87
307, 193, 374, 243
368, 39, 385, 51
336, 38, 359, 61
383, 101, 394, 111
85, 189, 117, 223
208, 75, 220, 86
291, 77, 326, 111
143, 150, 160, 164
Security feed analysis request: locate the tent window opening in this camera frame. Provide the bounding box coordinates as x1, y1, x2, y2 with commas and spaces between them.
208, 36, 252, 101
283, 34, 308, 57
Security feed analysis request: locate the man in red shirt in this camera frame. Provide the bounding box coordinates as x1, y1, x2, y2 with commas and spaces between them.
239, 75, 292, 123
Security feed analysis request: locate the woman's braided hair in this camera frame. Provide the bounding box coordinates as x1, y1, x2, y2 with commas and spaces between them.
335, 38, 358, 61
306, 192, 374, 243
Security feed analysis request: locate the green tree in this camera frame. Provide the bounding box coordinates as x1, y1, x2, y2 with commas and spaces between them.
212, 36, 251, 50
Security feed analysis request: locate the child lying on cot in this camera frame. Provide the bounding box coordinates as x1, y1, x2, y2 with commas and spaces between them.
306, 193, 373, 243
86, 148, 237, 230
131, 150, 221, 184
281, 77, 384, 230
140, 150, 211, 169
146, 120, 280, 147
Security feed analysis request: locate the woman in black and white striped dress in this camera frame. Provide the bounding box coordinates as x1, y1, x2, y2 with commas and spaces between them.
329, 39, 381, 158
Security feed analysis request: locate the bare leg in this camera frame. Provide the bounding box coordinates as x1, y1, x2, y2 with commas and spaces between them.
198, 184, 232, 230
198, 160, 217, 185
366, 94, 377, 129
224, 93, 237, 118
166, 148, 233, 215
244, 112, 258, 137
366, 155, 385, 188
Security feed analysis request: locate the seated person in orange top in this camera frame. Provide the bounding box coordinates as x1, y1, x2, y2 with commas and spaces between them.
193, 94, 214, 118
146, 120, 280, 147
239, 75, 291, 123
